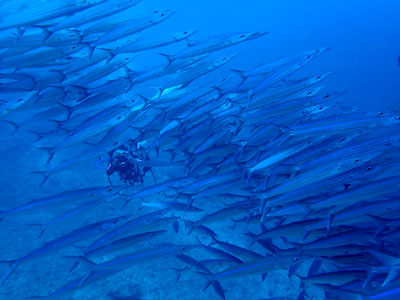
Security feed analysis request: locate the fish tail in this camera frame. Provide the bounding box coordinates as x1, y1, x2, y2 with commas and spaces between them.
158, 53, 173, 66
85, 43, 97, 60
171, 266, 187, 282
31, 171, 50, 186
35, 228, 46, 240
183, 219, 194, 234
0, 261, 17, 285
270, 122, 294, 136
28, 130, 49, 143
230, 69, 246, 86
63, 255, 96, 269
78, 271, 93, 287
37, 147, 56, 164
243, 231, 257, 248
2, 120, 19, 135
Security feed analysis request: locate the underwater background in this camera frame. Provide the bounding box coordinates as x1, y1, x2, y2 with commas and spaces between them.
0, 0, 400, 299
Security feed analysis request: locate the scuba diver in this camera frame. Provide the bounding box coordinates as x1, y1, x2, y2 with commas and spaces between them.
106, 143, 152, 186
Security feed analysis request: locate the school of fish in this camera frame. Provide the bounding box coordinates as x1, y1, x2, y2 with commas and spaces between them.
1, 0, 400, 299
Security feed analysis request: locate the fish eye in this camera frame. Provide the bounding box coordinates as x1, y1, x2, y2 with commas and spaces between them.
366, 166, 372, 172
307, 55, 311, 59
396, 116, 400, 120
117, 116, 122, 120
181, 247, 186, 251
108, 188, 113, 192
240, 34, 244, 38
294, 257, 299, 262
344, 250, 349, 254
340, 137, 346, 142
319, 106, 323, 110
146, 219, 151, 222
324, 94, 330, 99
17, 98, 23, 102
184, 31, 188, 34
113, 219, 118, 224
154, 10, 158, 13
306, 91, 312, 95
161, 13, 165, 17
379, 112, 384, 116
125, 57, 129, 60
353, 158, 360, 164
151, 233, 155, 236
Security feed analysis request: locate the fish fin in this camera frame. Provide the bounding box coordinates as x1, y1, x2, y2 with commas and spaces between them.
297, 281, 306, 300
257, 238, 280, 256
363, 270, 377, 288
261, 272, 267, 282
343, 183, 352, 190
210, 280, 226, 300
78, 272, 93, 287
149, 85, 165, 101
84, 43, 97, 60
307, 257, 322, 277
185, 39, 195, 47
383, 267, 400, 287
294, 272, 306, 281
367, 215, 389, 237
172, 219, 179, 233
326, 212, 335, 236
289, 263, 302, 278
368, 250, 400, 266
202, 278, 212, 290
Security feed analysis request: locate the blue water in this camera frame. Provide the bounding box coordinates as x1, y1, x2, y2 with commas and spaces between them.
138, 0, 400, 111
0, 0, 400, 299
